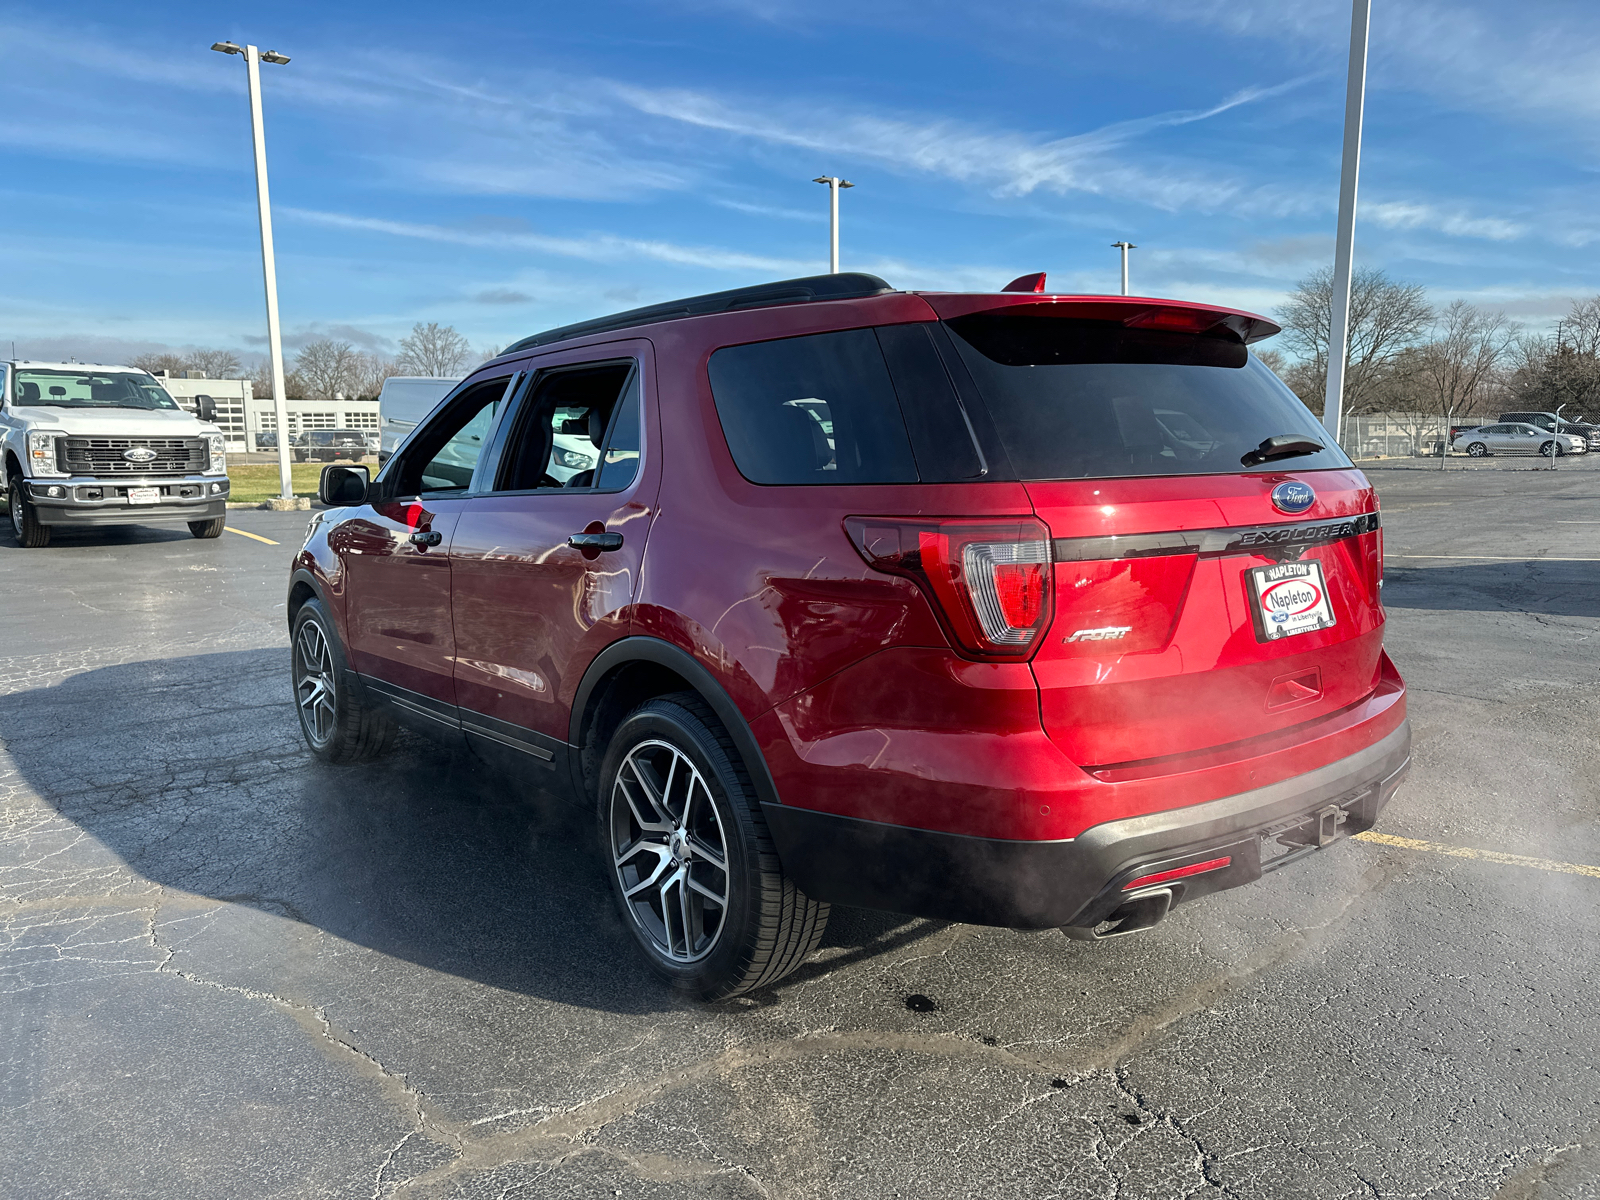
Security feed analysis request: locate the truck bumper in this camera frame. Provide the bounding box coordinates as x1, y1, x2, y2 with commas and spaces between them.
27, 477, 229, 526
762, 720, 1411, 931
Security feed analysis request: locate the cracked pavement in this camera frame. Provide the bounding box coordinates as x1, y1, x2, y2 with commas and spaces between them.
2, 469, 1599, 1199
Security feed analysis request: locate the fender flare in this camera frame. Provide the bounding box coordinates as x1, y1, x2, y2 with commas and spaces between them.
568, 636, 782, 809
286, 567, 334, 634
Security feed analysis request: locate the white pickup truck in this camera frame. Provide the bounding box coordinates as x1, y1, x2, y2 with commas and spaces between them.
2, 360, 230, 547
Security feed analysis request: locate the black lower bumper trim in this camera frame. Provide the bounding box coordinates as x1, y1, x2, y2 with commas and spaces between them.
763, 720, 1411, 930
36, 499, 228, 526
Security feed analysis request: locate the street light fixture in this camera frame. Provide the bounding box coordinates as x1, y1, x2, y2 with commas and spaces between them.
813, 176, 853, 273
212, 38, 295, 502
1110, 241, 1137, 296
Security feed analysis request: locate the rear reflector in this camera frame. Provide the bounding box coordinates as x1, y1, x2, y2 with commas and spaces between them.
1121, 855, 1232, 892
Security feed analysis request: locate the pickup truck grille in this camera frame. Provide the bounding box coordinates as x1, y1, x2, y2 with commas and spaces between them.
57, 437, 207, 476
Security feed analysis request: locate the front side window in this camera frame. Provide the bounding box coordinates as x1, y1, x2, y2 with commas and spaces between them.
497, 361, 639, 492
944, 314, 1352, 480
392, 376, 512, 494
707, 328, 918, 485
15, 369, 179, 411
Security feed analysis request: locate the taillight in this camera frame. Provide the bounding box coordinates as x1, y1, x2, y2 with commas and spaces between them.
845, 516, 1053, 657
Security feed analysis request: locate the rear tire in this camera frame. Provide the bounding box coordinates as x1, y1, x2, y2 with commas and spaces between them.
599, 693, 828, 1000
1467, 442, 1487, 457
291, 598, 396, 763
8, 480, 51, 547
188, 517, 225, 538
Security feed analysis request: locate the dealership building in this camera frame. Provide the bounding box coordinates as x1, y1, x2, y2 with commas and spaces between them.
155, 372, 380, 452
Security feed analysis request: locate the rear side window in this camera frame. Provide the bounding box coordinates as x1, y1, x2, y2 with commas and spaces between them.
944, 315, 1351, 480
708, 329, 918, 485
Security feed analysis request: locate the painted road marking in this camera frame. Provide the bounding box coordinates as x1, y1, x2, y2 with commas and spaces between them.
1354, 831, 1600, 880
225, 527, 280, 546
1388, 554, 1600, 562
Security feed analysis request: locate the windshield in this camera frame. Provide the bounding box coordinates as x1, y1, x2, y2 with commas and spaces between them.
14, 369, 180, 411
944, 315, 1352, 480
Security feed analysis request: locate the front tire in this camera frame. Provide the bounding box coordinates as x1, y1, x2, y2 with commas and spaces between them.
8, 480, 51, 547
188, 517, 225, 538
600, 694, 828, 999
1467, 442, 1488, 457
1541, 441, 1558, 458
291, 598, 396, 762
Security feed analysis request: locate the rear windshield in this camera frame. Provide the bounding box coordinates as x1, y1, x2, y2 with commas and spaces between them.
945, 315, 1350, 480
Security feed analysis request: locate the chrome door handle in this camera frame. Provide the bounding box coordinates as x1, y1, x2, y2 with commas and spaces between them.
568, 531, 623, 551
409, 529, 443, 547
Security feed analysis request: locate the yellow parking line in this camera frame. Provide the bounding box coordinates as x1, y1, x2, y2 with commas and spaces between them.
1354, 831, 1600, 879
225, 527, 280, 546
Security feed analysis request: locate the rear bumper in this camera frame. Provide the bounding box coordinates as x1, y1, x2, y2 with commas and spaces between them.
763, 719, 1411, 930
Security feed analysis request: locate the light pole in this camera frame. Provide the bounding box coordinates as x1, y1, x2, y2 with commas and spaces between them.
1110, 241, 1136, 296
813, 176, 853, 273
212, 39, 295, 502
1552, 404, 1566, 472
1321, 0, 1372, 450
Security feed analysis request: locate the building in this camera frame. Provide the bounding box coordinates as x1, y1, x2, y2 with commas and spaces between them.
156, 372, 380, 452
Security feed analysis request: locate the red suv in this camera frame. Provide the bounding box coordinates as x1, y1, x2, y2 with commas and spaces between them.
290, 272, 1409, 998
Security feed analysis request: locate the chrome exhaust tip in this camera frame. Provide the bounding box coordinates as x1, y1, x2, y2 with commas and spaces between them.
1060, 888, 1173, 941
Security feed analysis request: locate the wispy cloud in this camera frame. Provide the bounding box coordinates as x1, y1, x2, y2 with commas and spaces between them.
1365, 202, 1527, 242
283, 207, 812, 275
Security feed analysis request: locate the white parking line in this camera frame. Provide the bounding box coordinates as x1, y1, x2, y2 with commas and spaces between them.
1388, 554, 1600, 562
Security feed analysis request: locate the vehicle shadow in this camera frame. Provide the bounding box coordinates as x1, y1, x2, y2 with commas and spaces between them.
1382, 560, 1600, 618
0, 648, 941, 1013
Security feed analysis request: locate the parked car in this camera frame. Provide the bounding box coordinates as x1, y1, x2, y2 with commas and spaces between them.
2, 360, 229, 547
292, 429, 371, 463
1498, 411, 1600, 451
1453, 423, 1586, 457
290, 272, 1410, 998
254, 430, 278, 451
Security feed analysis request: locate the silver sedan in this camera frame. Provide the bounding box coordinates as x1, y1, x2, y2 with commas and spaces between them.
1453, 423, 1587, 457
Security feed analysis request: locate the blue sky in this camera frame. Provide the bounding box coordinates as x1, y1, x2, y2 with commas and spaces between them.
3, 0, 1598, 366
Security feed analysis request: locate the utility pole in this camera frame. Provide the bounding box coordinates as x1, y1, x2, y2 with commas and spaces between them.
813, 176, 854, 273
1111, 242, 1136, 296
213, 40, 294, 501
1321, 0, 1372, 449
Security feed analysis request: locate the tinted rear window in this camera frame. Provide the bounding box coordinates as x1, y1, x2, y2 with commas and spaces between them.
708, 329, 918, 485
945, 315, 1350, 480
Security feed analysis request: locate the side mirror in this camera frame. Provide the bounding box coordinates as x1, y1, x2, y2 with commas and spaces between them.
195, 394, 218, 423
319, 464, 370, 507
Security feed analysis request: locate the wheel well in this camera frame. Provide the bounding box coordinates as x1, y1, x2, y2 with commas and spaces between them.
577, 659, 702, 796
3, 452, 19, 488
286, 580, 317, 630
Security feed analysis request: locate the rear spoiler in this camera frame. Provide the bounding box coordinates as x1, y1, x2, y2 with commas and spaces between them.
917, 292, 1281, 345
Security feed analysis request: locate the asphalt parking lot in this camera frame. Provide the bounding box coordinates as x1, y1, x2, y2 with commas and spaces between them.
3, 459, 1598, 1200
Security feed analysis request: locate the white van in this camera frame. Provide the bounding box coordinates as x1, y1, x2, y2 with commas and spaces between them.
377, 376, 462, 462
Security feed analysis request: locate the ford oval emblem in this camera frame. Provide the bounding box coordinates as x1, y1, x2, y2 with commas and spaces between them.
1271, 480, 1315, 514
123, 447, 158, 463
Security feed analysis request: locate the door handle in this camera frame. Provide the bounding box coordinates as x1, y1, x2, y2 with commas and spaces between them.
568, 531, 623, 551
409, 529, 443, 547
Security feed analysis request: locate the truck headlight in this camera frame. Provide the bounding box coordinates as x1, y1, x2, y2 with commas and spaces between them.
555, 448, 596, 470
206, 434, 226, 475
25, 430, 69, 478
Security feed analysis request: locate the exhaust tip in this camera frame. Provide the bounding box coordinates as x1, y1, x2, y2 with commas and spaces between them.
1061, 888, 1173, 941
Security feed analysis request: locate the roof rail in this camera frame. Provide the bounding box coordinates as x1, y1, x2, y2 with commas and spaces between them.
503, 272, 896, 354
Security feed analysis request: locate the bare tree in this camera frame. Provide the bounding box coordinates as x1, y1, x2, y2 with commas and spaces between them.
1276, 267, 1434, 418
1417, 301, 1516, 443
130, 352, 187, 376
294, 340, 360, 402
350, 353, 401, 400
185, 348, 243, 379
397, 322, 471, 377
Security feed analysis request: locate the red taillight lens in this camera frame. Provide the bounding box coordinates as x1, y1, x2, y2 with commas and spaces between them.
1121, 855, 1232, 892
846, 516, 1053, 657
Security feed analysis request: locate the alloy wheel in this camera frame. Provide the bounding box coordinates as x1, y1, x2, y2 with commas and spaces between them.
609, 738, 730, 963
9, 486, 21, 536
294, 619, 338, 746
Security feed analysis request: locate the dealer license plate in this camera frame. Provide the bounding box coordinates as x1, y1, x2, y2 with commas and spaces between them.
127, 487, 161, 506
1248, 560, 1336, 641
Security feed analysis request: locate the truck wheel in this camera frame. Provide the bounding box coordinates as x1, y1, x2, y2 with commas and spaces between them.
8, 481, 51, 547
599, 693, 828, 1000
291, 598, 396, 762
188, 517, 226, 539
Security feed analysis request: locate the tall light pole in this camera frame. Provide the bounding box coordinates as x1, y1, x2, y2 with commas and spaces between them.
1321, 0, 1372, 450
1111, 241, 1137, 295
212, 40, 295, 501
813, 176, 853, 273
